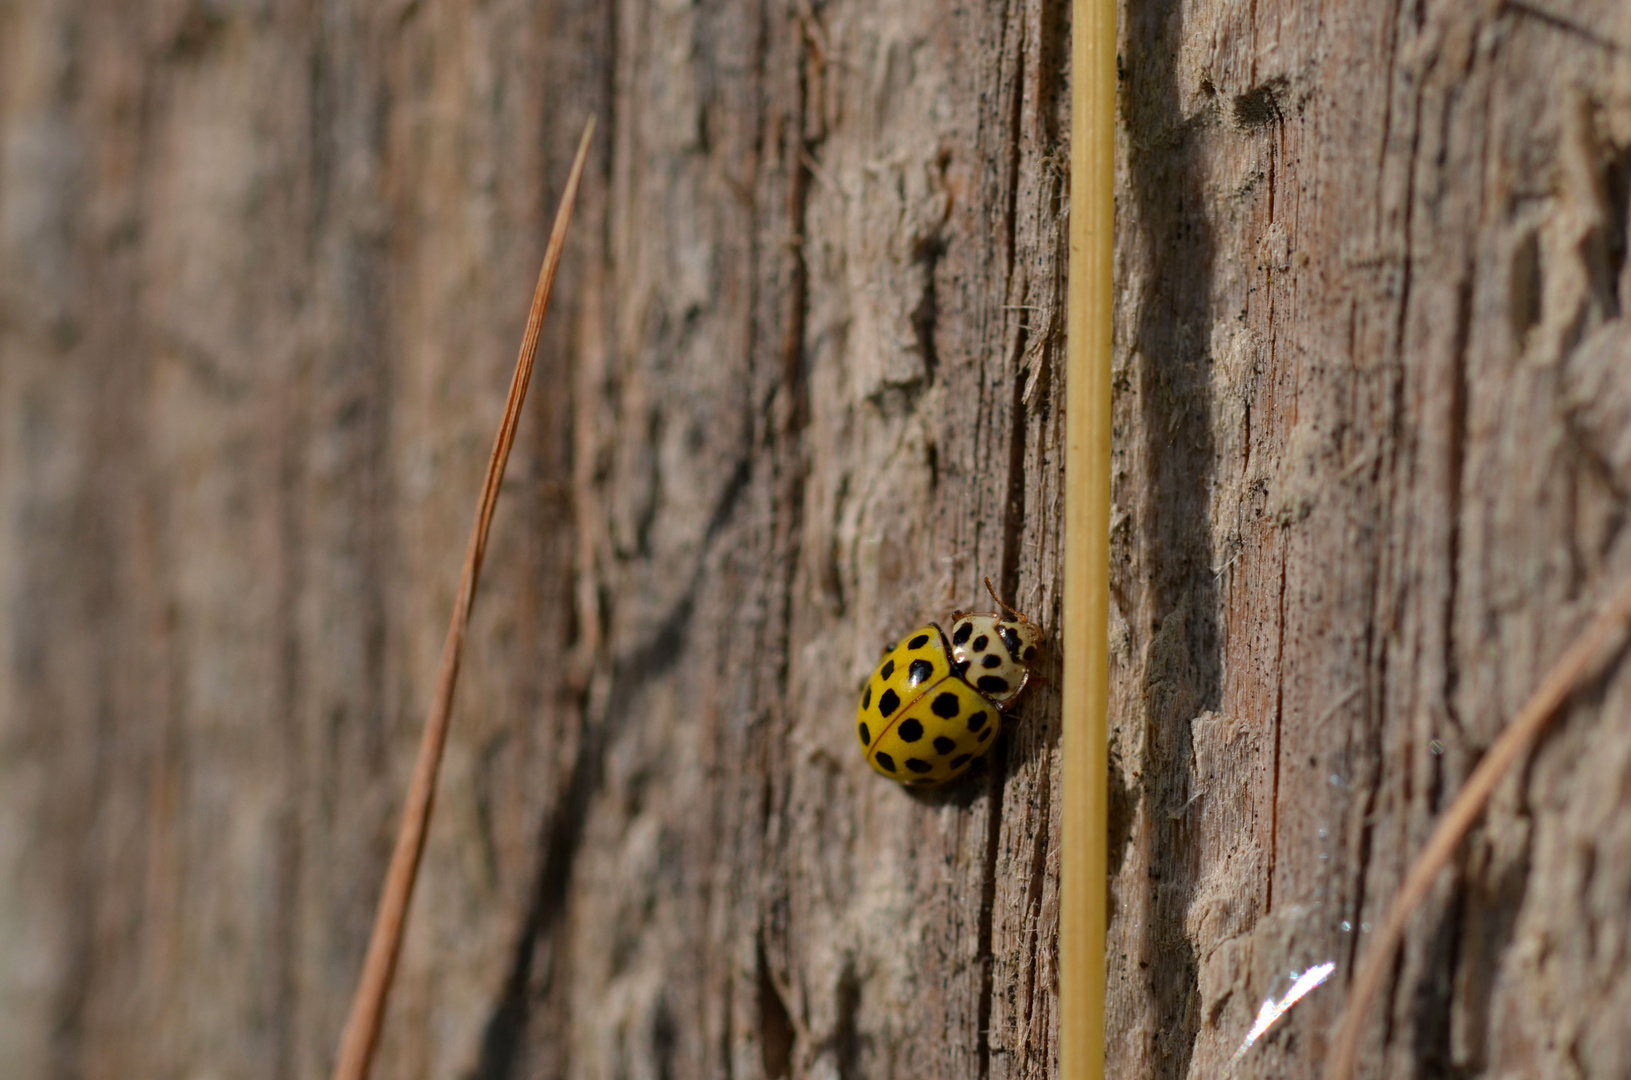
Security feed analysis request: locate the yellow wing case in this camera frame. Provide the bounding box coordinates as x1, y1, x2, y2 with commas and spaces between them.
856, 624, 1002, 785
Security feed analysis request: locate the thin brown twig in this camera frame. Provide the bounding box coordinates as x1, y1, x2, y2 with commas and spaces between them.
1326, 569, 1631, 1080
329, 118, 595, 1080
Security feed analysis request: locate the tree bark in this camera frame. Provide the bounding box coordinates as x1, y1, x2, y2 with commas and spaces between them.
1105, 5, 1631, 1078
2, 2, 1630, 1080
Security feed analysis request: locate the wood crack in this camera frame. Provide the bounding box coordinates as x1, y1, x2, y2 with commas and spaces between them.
979, 7, 1033, 1078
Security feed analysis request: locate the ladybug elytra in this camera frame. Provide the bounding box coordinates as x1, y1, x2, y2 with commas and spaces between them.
856, 578, 1044, 786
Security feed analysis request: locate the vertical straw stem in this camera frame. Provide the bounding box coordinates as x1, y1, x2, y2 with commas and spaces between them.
329, 118, 596, 1080
1062, 1, 1114, 1079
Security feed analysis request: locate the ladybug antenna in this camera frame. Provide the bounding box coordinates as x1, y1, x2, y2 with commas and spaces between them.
983, 576, 1028, 625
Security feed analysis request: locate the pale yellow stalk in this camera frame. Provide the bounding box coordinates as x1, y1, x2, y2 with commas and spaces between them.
1062, 2, 1114, 1079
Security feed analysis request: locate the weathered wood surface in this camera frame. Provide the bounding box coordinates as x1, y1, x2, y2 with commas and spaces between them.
1108, 3, 1631, 1078
3, 1, 1631, 1079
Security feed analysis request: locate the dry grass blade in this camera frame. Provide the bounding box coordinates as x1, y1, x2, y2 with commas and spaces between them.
329, 118, 595, 1080
1326, 569, 1631, 1080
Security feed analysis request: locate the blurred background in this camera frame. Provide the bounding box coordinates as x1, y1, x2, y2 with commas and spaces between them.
5, 2, 1631, 1079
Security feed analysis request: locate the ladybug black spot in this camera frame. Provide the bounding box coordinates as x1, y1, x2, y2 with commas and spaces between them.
859, 722, 872, 745
977, 675, 1011, 695
862, 684, 872, 710
950, 753, 973, 769
972, 634, 989, 652
879, 659, 895, 680
907, 633, 930, 650
905, 758, 932, 774
982, 654, 1002, 669
931, 692, 961, 718
875, 751, 897, 772
979, 726, 993, 740
878, 689, 901, 717
953, 621, 973, 645
908, 659, 934, 686
933, 736, 956, 754
898, 718, 924, 742
1024, 645, 1038, 662
967, 710, 989, 733
954, 659, 971, 677
1000, 626, 1023, 659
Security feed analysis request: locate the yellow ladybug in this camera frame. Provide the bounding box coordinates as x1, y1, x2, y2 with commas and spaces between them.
856, 578, 1045, 786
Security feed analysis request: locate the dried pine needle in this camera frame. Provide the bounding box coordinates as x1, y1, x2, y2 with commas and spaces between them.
329, 118, 595, 1080
1326, 569, 1631, 1080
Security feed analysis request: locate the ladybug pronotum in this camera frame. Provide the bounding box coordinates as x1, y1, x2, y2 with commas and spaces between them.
856, 578, 1045, 786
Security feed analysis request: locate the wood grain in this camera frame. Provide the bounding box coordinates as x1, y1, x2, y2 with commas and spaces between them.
1107, 3, 1631, 1078
3, 2, 1631, 1079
